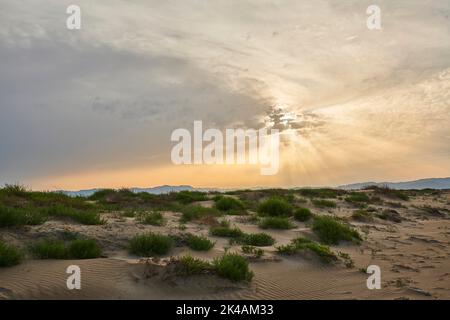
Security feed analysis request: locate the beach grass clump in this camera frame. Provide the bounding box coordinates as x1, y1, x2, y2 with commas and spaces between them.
364, 186, 409, 201
312, 199, 337, 208
276, 237, 337, 263
180, 205, 220, 223
0, 205, 47, 227
297, 188, 344, 199
214, 197, 245, 214
175, 255, 213, 275
238, 233, 275, 247
137, 211, 166, 226
294, 207, 313, 222
241, 245, 264, 257
210, 225, 244, 238
186, 234, 215, 251
257, 197, 293, 217
312, 215, 362, 245
0, 241, 23, 267
351, 210, 373, 222
345, 192, 370, 204
213, 253, 254, 282
31, 238, 102, 259
258, 216, 295, 229
44, 205, 104, 225
176, 191, 208, 204
129, 232, 174, 256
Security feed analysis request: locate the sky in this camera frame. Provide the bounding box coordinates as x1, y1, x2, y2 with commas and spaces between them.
0, 0, 449, 190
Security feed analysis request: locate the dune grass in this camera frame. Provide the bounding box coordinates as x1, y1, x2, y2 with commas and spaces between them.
312, 199, 337, 208
214, 197, 245, 214
176, 191, 208, 204
257, 197, 293, 217
294, 207, 313, 222
241, 245, 264, 257
258, 216, 295, 229
31, 238, 102, 259
312, 215, 362, 245
210, 225, 245, 238
0, 205, 47, 227
43, 205, 104, 225
129, 232, 173, 256
180, 205, 221, 223
276, 237, 337, 263
236, 233, 275, 246
175, 255, 213, 275
213, 253, 254, 281
186, 234, 215, 251
0, 240, 22, 267
137, 211, 165, 226
351, 210, 373, 222
297, 188, 344, 199
345, 192, 370, 204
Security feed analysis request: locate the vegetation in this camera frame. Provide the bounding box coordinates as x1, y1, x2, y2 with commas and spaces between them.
312, 215, 362, 245
186, 234, 215, 251
257, 197, 293, 217
180, 205, 220, 223
258, 217, 295, 229
364, 186, 409, 201
31, 238, 102, 259
297, 188, 344, 199
175, 255, 213, 275
44, 205, 104, 225
176, 191, 208, 204
312, 199, 337, 208
345, 192, 370, 204
241, 245, 264, 257
236, 233, 275, 246
213, 253, 254, 281
129, 233, 173, 256
276, 237, 337, 263
137, 211, 165, 226
210, 225, 244, 238
0, 205, 47, 227
351, 210, 373, 222
294, 207, 313, 222
0, 240, 22, 267
214, 197, 245, 214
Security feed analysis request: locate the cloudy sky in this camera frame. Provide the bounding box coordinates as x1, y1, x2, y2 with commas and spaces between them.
0, 0, 449, 190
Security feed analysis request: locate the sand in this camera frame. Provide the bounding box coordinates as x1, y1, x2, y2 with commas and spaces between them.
1, 191, 449, 300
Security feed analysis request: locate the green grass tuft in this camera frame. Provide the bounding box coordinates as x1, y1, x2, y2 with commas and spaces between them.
186, 234, 215, 251
312, 199, 336, 208
213, 253, 254, 281
312, 215, 362, 245
294, 207, 313, 222
129, 233, 173, 256
0, 241, 23, 267
257, 197, 293, 217
276, 237, 337, 263
258, 216, 295, 229
180, 205, 220, 223
137, 211, 165, 226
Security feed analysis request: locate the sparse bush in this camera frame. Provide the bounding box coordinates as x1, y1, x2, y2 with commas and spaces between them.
180, 205, 220, 223
297, 188, 344, 199
351, 210, 373, 222
312, 215, 361, 245
187, 234, 215, 251
44, 205, 104, 225
176, 191, 208, 204
294, 207, 313, 222
213, 253, 254, 281
241, 245, 264, 257
31, 239, 68, 259
0, 206, 47, 227
0, 241, 22, 267
215, 197, 245, 214
258, 217, 295, 229
129, 233, 174, 256
257, 197, 293, 217
345, 192, 370, 204
312, 199, 336, 208
276, 237, 337, 263
68, 239, 102, 259
238, 233, 275, 246
137, 211, 165, 226
210, 225, 244, 238
175, 255, 212, 275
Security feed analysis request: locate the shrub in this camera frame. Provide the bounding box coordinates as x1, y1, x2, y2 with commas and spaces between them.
68, 239, 102, 259
210, 225, 244, 238
241, 245, 264, 257
294, 207, 313, 222
276, 237, 337, 263
129, 233, 173, 256
238, 233, 275, 246
175, 255, 212, 275
0, 241, 22, 267
258, 217, 295, 229
345, 193, 370, 204
176, 191, 208, 204
257, 197, 293, 216
297, 188, 344, 198
312, 199, 336, 208
215, 197, 245, 213
0, 206, 47, 227
138, 211, 165, 226
31, 239, 68, 259
180, 205, 220, 223
351, 210, 373, 222
187, 234, 215, 251
312, 216, 361, 245
44, 205, 104, 225
213, 253, 254, 281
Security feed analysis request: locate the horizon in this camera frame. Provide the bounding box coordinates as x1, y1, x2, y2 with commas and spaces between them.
1, 0, 449, 190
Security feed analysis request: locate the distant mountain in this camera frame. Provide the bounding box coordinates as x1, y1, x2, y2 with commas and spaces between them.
59, 185, 196, 197
339, 178, 450, 190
